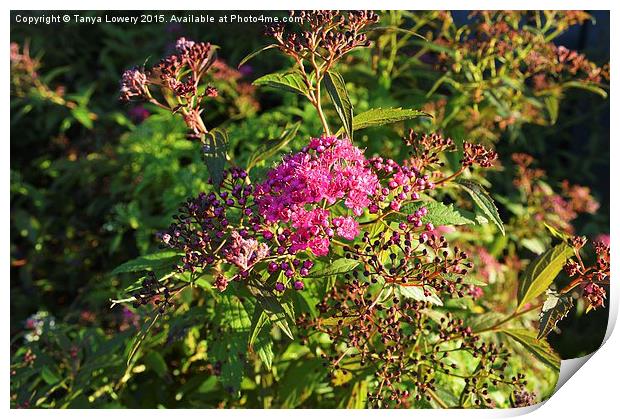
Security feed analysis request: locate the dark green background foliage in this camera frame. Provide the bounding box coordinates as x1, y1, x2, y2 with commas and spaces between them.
10, 10, 609, 408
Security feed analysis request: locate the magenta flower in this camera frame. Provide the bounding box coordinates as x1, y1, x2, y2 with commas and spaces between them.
332, 216, 360, 240
254, 136, 378, 255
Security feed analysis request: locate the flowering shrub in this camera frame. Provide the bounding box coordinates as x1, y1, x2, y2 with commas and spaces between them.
106, 11, 610, 408
10, 10, 609, 409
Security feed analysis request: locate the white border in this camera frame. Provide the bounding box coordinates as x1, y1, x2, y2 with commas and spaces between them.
4, 1, 617, 416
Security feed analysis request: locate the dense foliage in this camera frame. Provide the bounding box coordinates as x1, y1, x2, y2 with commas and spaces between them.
10, 10, 610, 408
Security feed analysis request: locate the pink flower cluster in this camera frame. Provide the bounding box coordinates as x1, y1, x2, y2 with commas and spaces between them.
255, 136, 378, 256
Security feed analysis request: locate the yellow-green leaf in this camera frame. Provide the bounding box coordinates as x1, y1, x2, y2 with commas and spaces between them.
517, 243, 574, 310
324, 71, 353, 139
253, 71, 309, 97
501, 329, 560, 372
456, 179, 505, 235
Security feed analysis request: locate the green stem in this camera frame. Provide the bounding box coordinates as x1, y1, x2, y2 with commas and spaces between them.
314, 87, 331, 136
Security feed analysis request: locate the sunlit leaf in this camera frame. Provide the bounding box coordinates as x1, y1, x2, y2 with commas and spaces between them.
307, 258, 359, 277
386, 200, 474, 226
238, 44, 278, 68
324, 71, 353, 139
501, 329, 560, 372
456, 179, 505, 235
395, 285, 443, 306
517, 242, 574, 310
111, 250, 181, 275
253, 71, 309, 97
345, 107, 430, 133
247, 122, 300, 171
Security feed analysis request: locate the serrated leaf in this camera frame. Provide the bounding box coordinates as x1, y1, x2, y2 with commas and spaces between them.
248, 307, 271, 347
247, 122, 300, 171
255, 330, 274, 370
238, 44, 278, 68
253, 71, 309, 97
346, 107, 430, 132
538, 291, 575, 339
251, 312, 274, 371
210, 288, 252, 393
386, 200, 474, 226
307, 258, 359, 277
469, 312, 505, 333
517, 243, 574, 311
111, 250, 181, 275
324, 71, 353, 139
202, 128, 229, 189
255, 293, 295, 340
394, 285, 443, 306
501, 329, 560, 372
456, 179, 505, 235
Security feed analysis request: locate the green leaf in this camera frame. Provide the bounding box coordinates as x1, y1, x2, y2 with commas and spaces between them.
394, 285, 443, 306
456, 179, 505, 235
544, 96, 559, 125
346, 380, 368, 408
517, 242, 574, 311
202, 128, 229, 188
247, 122, 300, 171
255, 293, 295, 340
459, 276, 488, 286
278, 357, 324, 407
521, 238, 546, 255
386, 200, 474, 226
538, 291, 575, 339
321, 316, 357, 326
253, 71, 309, 97
41, 366, 61, 385
469, 312, 505, 333
248, 307, 271, 347
501, 329, 560, 372
254, 328, 274, 370
249, 305, 275, 369
210, 286, 253, 393
324, 71, 353, 139
238, 44, 278, 68
71, 107, 94, 129
143, 351, 167, 378
562, 80, 608, 98
307, 258, 359, 277
347, 107, 430, 132
544, 223, 571, 243
111, 250, 181, 275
